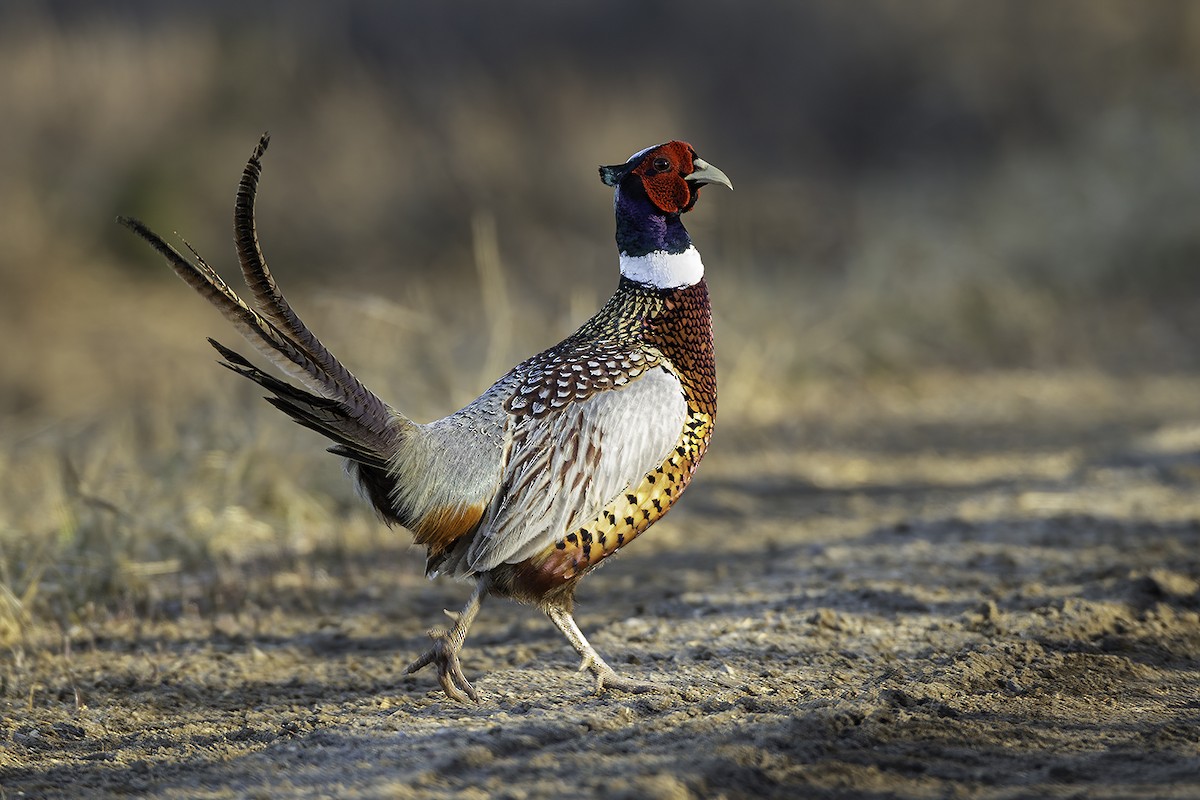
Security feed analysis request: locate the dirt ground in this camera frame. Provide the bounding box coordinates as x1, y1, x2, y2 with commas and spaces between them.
3, 372, 1200, 799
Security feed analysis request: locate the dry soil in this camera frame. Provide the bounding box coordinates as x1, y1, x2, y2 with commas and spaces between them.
3, 373, 1200, 798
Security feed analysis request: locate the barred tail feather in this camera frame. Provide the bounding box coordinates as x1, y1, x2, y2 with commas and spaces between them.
232, 133, 391, 436
117, 135, 411, 470
207, 339, 392, 471
117, 215, 332, 396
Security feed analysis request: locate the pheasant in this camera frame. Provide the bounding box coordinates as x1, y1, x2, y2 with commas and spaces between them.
119, 134, 731, 702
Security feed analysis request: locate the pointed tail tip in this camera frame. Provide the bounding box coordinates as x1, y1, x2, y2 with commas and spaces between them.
116, 215, 153, 240
254, 131, 271, 161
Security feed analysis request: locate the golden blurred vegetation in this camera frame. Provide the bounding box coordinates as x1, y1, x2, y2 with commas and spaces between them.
2, 0, 1200, 645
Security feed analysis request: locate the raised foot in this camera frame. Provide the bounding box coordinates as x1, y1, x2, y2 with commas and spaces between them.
405, 627, 480, 704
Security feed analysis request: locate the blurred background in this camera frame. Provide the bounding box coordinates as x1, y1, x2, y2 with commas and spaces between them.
3, 0, 1200, 636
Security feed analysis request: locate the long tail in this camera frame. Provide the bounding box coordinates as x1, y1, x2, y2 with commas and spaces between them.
118, 133, 411, 474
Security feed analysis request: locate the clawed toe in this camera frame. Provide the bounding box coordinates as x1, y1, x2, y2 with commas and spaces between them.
404, 582, 487, 703
405, 628, 480, 704
598, 672, 669, 695
586, 660, 670, 696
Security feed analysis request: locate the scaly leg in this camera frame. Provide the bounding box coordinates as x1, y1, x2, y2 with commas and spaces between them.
545, 605, 666, 695
404, 578, 487, 703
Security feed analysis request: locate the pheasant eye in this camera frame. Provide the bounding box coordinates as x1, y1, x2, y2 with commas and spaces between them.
652, 157, 671, 173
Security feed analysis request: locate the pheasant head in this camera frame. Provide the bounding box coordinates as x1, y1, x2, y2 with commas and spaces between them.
600, 142, 732, 288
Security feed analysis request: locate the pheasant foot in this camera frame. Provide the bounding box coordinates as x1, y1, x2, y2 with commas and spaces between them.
404, 627, 479, 703
578, 651, 668, 695
547, 604, 670, 696
404, 578, 487, 703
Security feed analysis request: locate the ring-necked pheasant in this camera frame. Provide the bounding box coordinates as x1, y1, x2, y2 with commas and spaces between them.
119, 135, 731, 702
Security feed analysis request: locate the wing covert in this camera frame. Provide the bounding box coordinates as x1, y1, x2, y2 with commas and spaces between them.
466, 366, 686, 572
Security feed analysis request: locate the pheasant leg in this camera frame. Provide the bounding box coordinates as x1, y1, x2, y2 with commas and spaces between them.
545, 605, 666, 695
405, 579, 487, 703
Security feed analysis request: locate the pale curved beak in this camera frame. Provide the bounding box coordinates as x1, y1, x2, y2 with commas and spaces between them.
687, 158, 734, 191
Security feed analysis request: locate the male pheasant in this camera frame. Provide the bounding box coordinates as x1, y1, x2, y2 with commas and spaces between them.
119, 135, 732, 702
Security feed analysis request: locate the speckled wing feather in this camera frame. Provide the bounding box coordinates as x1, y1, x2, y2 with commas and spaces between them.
466, 366, 687, 572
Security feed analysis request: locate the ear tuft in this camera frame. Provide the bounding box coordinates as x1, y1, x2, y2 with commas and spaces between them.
599, 164, 627, 187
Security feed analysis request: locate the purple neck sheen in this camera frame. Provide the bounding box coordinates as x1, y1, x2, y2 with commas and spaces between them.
614, 188, 692, 258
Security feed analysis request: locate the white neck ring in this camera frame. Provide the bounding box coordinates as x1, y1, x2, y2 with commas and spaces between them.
619, 246, 704, 289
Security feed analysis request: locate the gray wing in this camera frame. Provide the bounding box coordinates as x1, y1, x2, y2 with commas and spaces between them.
465, 366, 687, 572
